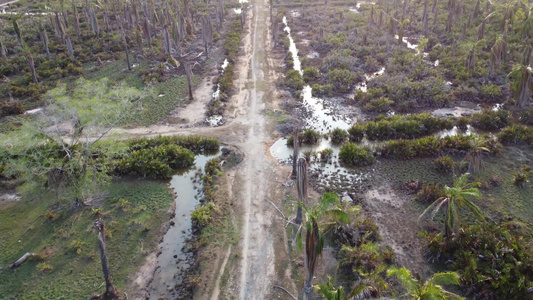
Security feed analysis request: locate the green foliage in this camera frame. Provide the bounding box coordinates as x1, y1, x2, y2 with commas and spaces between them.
434, 155, 455, 174
513, 165, 532, 187
364, 113, 453, 141
415, 184, 446, 204
470, 110, 511, 130
286, 69, 304, 90
191, 202, 216, 228
318, 148, 333, 162
311, 84, 332, 96
328, 69, 356, 93
519, 109, 533, 125
364, 97, 393, 112
301, 129, 321, 144
338, 143, 375, 167
347, 124, 364, 142
127, 135, 220, 153
477, 84, 503, 102
0, 101, 25, 117
423, 222, 533, 299
0, 180, 173, 298
303, 67, 319, 82
36, 262, 53, 274
218, 64, 234, 98
330, 128, 348, 144
420, 173, 483, 239
387, 266, 462, 300
116, 144, 195, 179
223, 16, 243, 61
497, 125, 533, 145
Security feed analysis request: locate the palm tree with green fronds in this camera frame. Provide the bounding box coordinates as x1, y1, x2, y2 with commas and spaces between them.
296, 193, 349, 300
419, 173, 484, 239
508, 46, 533, 108
387, 266, 464, 299
464, 136, 490, 174
397, 18, 410, 46
464, 39, 486, 75
314, 275, 369, 300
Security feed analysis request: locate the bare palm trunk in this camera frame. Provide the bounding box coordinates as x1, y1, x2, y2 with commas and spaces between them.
291, 127, 299, 179
295, 158, 308, 225
185, 62, 194, 100
94, 219, 116, 296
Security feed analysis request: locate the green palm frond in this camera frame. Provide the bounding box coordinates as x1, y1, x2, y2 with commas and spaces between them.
387, 266, 417, 292
430, 272, 461, 286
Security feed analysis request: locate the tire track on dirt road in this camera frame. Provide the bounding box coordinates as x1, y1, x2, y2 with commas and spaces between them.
237, 0, 277, 298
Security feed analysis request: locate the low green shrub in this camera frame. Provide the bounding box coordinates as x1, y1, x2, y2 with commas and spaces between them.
414, 184, 446, 203
347, 124, 364, 142
330, 128, 348, 144
519, 109, 533, 125
422, 222, 533, 299
470, 109, 511, 130
191, 202, 216, 228
364, 113, 453, 141
128, 135, 220, 153
301, 129, 321, 144
434, 155, 455, 174
497, 125, 533, 145
339, 143, 375, 166
318, 148, 333, 162
311, 84, 332, 96
364, 97, 393, 112
0, 101, 25, 117
286, 69, 304, 90
116, 144, 195, 179
223, 16, 243, 61
303, 67, 319, 82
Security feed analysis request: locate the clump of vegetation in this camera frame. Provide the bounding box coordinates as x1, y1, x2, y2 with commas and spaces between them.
364, 97, 394, 112
223, 16, 244, 61
497, 125, 533, 145
330, 128, 348, 144
513, 165, 532, 188
116, 144, 195, 179
423, 222, 533, 299
470, 110, 511, 130
414, 184, 446, 204
301, 129, 321, 144
318, 148, 333, 162
303, 67, 319, 82
519, 109, 533, 125
434, 155, 455, 174
191, 202, 216, 228
338, 143, 375, 167
286, 69, 304, 90
347, 124, 365, 142
364, 113, 453, 141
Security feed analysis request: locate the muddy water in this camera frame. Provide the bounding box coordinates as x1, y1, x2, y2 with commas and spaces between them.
148, 152, 219, 299
206, 59, 230, 127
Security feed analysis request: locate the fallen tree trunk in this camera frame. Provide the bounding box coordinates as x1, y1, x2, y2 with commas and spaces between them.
10, 252, 35, 268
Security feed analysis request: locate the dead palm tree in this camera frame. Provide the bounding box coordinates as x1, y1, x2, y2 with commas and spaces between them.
12, 16, 38, 83
464, 39, 486, 75
419, 173, 484, 239
397, 18, 410, 46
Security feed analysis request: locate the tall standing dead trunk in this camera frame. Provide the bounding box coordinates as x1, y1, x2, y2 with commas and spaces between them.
39, 24, 51, 55
72, 1, 81, 37
422, 0, 429, 36
89, 7, 100, 38
201, 16, 209, 58
13, 20, 38, 83
94, 219, 116, 298
295, 158, 308, 225
65, 35, 74, 57
291, 127, 299, 179
303, 219, 319, 300
0, 38, 7, 60
432, 0, 439, 25
184, 62, 194, 100
273, 17, 278, 47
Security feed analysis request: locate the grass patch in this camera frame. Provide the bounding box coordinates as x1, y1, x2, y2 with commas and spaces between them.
0, 179, 173, 299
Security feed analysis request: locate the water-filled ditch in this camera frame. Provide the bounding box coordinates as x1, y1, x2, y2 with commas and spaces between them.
148, 151, 219, 299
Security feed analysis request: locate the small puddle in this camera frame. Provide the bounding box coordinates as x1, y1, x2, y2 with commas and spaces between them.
206, 59, 229, 127
148, 151, 219, 299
